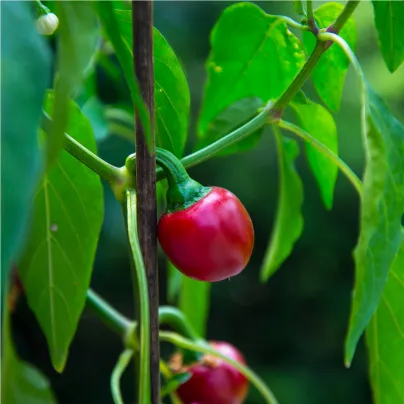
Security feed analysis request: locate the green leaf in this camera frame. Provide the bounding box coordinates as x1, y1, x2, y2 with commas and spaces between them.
198, 2, 305, 136
113, 10, 190, 157
18, 91, 104, 372
303, 2, 357, 111
345, 85, 404, 366
372, 0, 404, 73
167, 261, 184, 304
260, 129, 304, 282
2, 309, 56, 404
367, 232, 404, 404
179, 278, 210, 338
161, 372, 191, 398
153, 28, 190, 157
196, 98, 265, 157
1, 2, 51, 290
291, 96, 338, 209
49, 2, 100, 165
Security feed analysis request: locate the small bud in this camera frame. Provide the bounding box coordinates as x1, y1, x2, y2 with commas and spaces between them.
36, 13, 59, 36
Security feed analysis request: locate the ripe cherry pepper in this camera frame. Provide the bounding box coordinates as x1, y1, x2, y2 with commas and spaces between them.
154, 148, 254, 282
171, 341, 249, 404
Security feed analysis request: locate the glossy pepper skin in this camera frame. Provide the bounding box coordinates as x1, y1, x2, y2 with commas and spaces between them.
174, 341, 249, 404
158, 187, 254, 282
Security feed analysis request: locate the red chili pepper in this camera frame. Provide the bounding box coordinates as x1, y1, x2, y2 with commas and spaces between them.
155, 149, 254, 282
172, 341, 249, 404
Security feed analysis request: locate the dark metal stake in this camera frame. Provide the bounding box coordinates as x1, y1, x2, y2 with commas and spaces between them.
132, 2, 160, 403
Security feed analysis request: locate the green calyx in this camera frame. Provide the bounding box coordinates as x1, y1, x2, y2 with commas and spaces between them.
125, 148, 210, 213
156, 148, 211, 213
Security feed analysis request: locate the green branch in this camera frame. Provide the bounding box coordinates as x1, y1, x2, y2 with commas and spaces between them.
41, 111, 125, 184
272, 41, 326, 112
329, 0, 361, 34
306, 0, 317, 33
159, 331, 279, 404
86, 289, 132, 337
278, 120, 363, 195
156, 102, 274, 180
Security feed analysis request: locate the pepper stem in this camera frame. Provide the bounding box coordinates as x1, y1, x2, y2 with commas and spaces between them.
125, 148, 211, 213
155, 148, 211, 213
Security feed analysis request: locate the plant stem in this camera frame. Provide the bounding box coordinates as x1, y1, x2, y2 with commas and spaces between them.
35, 0, 50, 14
159, 331, 279, 404
272, 41, 326, 112
306, 0, 317, 32
111, 349, 134, 404
86, 289, 132, 336
156, 102, 274, 181
277, 16, 309, 31
126, 189, 151, 404
329, 0, 361, 33
278, 120, 363, 195
41, 111, 124, 184
158, 306, 199, 341
317, 32, 365, 84
306, 0, 313, 21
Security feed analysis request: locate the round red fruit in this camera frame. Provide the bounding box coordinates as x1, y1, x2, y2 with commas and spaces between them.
158, 187, 254, 282
175, 341, 249, 404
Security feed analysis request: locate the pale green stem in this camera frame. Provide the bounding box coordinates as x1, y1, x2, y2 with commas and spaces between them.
86, 289, 132, 337
159, 331, 279, 404
111, 349, 134, 404
277, 15, 310, 31
156, 102, 274, 181
317, 32, 365, 85
41, 111, 124, 184
278, 120, 363, 195
126, 189, 151, 404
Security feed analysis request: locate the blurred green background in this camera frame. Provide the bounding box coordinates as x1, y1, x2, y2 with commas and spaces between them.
12, 1, 404, 403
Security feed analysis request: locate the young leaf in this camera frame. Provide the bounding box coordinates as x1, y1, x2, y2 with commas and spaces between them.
196, 98, 265, 157
345, 85, 404, 366
260, 129, 304, 282
114, 10, 190, 157
372, 0, 404, 73
291, 97, 338, 210
303, 2, 357, 111
367, 233, 404, 404
2, 309, 56, 404
198, 2, 305, 136
1, 2, 51, 290
49, 2, 100, 165
179, 278, 210, 338
18, 92, 104, 372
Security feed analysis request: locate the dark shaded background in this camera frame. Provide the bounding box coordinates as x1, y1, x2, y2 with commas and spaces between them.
12, 1, 404, 403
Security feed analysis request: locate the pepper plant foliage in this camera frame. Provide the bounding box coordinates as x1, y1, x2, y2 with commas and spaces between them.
2, 1, 404, 403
